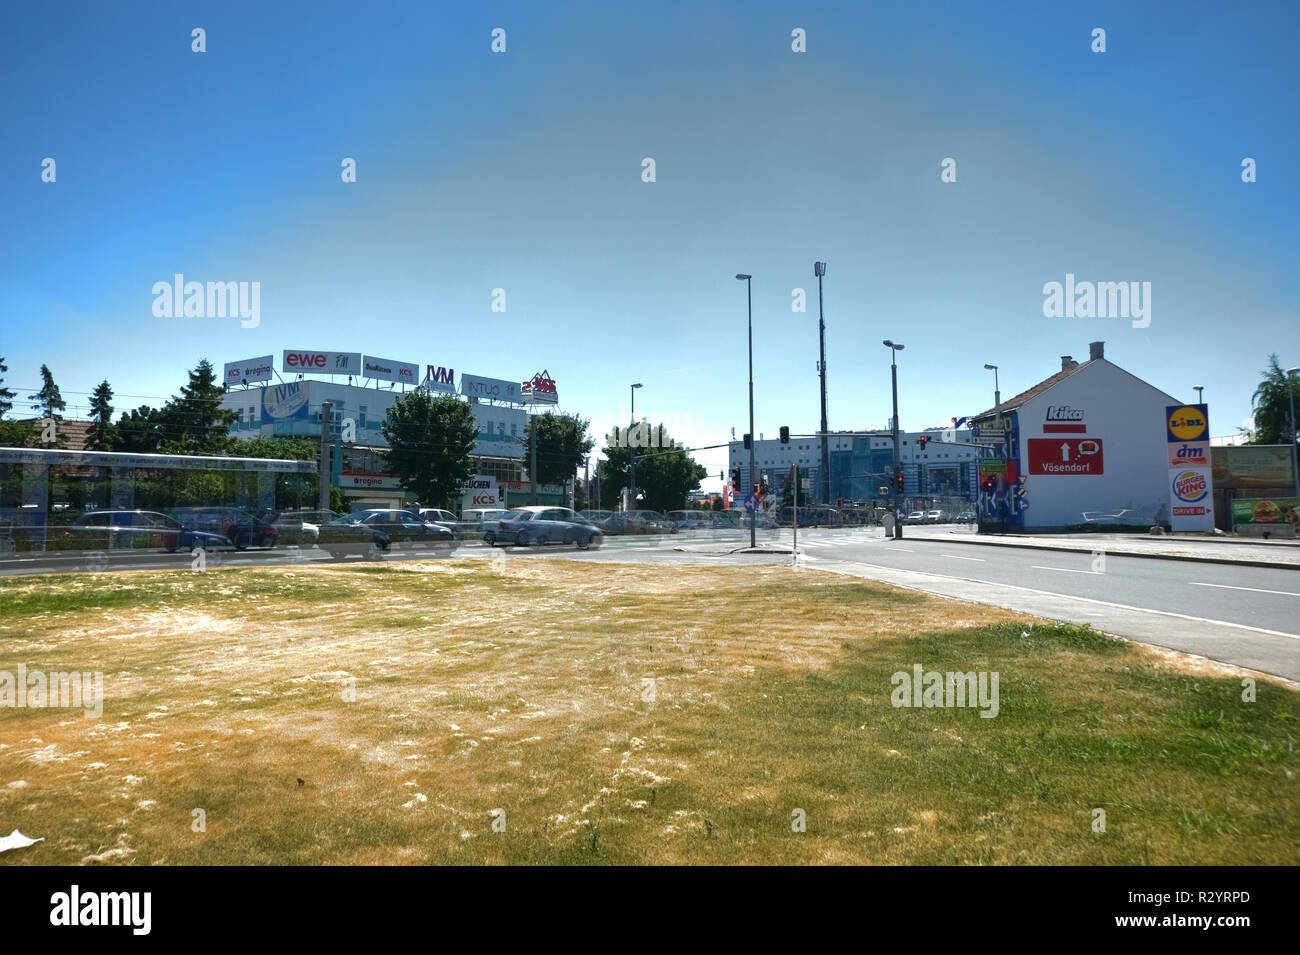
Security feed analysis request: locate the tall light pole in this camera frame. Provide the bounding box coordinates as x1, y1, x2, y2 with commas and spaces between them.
884, 340, 904, 514
629, 382, 643, 510
737, 273, 756, 548
1287, 368, 1299, 498
1194, 385, 1204, 404
814, 262, 830, 506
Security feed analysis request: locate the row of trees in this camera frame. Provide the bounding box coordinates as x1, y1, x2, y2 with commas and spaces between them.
379, 390, 707, 510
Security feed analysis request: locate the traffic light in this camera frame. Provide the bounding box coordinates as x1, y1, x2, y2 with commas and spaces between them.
984, 476, 996, 492
743, 433, 752, 450
895, 471, 904, 492
918, 435, 928, 450
779, 425, 790, 444
731, 468, 741, 489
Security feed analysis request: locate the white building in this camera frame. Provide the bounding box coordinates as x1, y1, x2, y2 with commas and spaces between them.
968, 341, 1183, 531
220, 353, 542, 509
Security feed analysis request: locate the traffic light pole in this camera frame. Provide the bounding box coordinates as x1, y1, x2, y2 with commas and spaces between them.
816, 263, 830, 507
745, 278, 756, 549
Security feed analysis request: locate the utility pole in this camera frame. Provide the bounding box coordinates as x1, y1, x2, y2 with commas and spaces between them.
318, 401, 332, 512
737, 274, 756, 549
529, 409, 538, 505
815, 262, 830, 506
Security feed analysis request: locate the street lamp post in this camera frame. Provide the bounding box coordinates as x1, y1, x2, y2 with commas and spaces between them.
814, 262, 830, 506
1288, 368, 1299, 498
738, 274, 756, 548
1194, 385, 1204, 404
629, 382, 643, 510
884, 341, 904, 518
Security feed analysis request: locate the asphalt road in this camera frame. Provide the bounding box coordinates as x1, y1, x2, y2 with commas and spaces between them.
2, 527, 1296, 680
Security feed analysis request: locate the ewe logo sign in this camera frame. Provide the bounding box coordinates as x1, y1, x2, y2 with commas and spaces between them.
282, 350, 362, 374
1166, 403, 1214, 531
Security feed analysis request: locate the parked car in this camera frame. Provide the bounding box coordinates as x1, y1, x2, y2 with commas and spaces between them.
320, 513, 392, 559
666, 509, 713, 530
60, 510, 232, 553
579, 509, 613, 525
599, 509, 673, 535
451, 507, 508, 538
956, 511, 977, 524
268, 509, 333, 545
353, 509, 456, 551
926, 509, 948, 524
906, 511, 926, 525
483, 506, 602, 549
412, 507, 458, 530
170, 507, 278, 550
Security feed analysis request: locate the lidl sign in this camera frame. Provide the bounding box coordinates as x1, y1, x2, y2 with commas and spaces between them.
1166, 404, 1209, 442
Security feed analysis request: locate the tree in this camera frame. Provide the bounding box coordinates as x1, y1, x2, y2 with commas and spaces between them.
1250, 354, 1300, 446
159, 359, 237, 454
116, 406, 164, 453
28, 364, 66, 447
524, 411, 594, 487
381, 390, 478, 508
599, 420, 707, 512
0, 357, 15, 416
86, 380, 117, 451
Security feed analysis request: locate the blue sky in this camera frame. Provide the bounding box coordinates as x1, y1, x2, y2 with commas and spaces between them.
2, 0, 1296, 486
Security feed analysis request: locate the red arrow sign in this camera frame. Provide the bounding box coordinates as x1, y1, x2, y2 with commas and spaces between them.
1027, 438, 1104, 475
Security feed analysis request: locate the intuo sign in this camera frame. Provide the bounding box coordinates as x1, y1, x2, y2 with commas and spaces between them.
461, 373, 521, 403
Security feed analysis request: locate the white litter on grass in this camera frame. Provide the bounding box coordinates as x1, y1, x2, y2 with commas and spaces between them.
0, 830, 44, 853
402, 793, 428, 809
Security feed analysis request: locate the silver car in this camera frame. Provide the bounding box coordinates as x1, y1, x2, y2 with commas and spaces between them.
484, 506, 602, 549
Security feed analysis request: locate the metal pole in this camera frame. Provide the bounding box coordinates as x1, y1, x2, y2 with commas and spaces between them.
1288, 371, 1299, 498
318, 401, 332, 512
816, 263, 830, 506
891, 356, 900, 514
530, 408, 538, 505
792, 464, 798, 558
629, 385, 637, 511
747, 278, 756, 548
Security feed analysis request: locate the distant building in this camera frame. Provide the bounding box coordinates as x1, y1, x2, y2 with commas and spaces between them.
727, 428, 979, 505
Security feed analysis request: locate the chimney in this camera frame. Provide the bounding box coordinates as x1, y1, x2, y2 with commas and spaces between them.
1060, 356, 1074, 372
1089, 341, 1105, 361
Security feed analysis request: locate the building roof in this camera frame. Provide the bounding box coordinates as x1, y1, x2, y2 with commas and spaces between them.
970, 361, 1095, 421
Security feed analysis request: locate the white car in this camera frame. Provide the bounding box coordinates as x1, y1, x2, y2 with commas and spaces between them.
926, 509, 947, 523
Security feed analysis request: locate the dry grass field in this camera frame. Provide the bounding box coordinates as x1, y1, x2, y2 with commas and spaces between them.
1, 558, 1296, 865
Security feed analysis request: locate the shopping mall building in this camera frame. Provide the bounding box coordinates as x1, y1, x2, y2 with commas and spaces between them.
219, 351, 563, 510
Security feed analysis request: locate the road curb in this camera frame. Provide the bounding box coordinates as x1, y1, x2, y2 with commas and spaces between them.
920, 534, 1298, 570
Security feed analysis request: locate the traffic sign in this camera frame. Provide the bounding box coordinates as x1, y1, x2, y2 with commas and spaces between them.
744, 495, 756, 512
1027, 437, 1104, 475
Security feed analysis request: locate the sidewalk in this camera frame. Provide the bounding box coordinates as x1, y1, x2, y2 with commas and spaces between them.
899, 526, 1299, 569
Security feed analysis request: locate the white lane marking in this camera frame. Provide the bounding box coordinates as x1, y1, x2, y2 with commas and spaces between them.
813, 559, 1300, 640
1032, 565, 1103, 575
1189, 582, 1300, 597
940, 554, 985, 561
